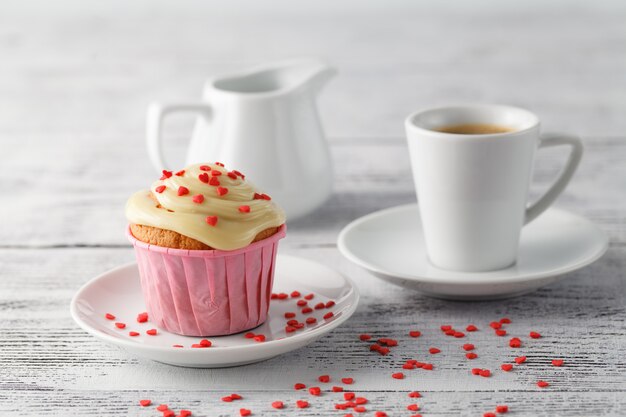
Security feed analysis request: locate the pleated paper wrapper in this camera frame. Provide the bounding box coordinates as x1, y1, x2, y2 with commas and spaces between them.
127, 225, 286, 336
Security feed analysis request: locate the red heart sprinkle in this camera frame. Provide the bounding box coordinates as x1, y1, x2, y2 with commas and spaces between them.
164, 409, 175, 416
227, 172, 238, 180
537, 380, 549, 388
301, 307, 313, 314
496, 404, 509, 413
306, 317, 317, 324
407, 404, 420, 411
552, 359, 564, 367
230, 393, 242, 400
215, 162, 224, 167
244, 332, 255, 339
114, 322, 126, 329
466, 353, 478, 359
291, 291, 301, 298
239, 409, 251, 416
359, 334, 372, 341
136, 312, 148, 323
285, 326, 296, 333
471, 368, 482, 375
199, 165, 211, 171
179, 411, 192, 417
501, 364, 514, 371
172, 344, 183, 348
375, 412, 387, 417
341, 378, 354, 384
205, 216, 218, 226
277, 293, 288, 299
422, 363, 433, 370
296, 400, 309, 408
530, 331, 541, 339
155, 185, 166, 193
354, 406, 366, 412
233, 169, 245, 178
454, 331, 465, 338
325, 300, 336, 308
238, 205, 250, 213
466, 324, 478, 331
495, 329, 507, 336
509, 337, 522, 348
323, 312, 334, 320
392, 372, 405, 379
408, 391, 421, 398
216, 186, 228, 196
139, 399, 151, 407
479, 369, 491, 377
309, 386, 321, 396
428, 347, 440, 354
156, 404, 169, 411
344, 392, 356, 400
129, 331, 139, 337
192, 194, 204, 203
409, 330, 421, 337
271, 401, 284, 409
211, 170, 222, 176
484, 413, 496, 417
198, 173, 209, 183
294, 383, 306, 390
315, 302, 325, 310
440, 325, 452, 331
253, 334, 266, 342
514, 356, 527, 364
319, 375, 330, 383
500, 317, 512, 324
160, 170, 173, 180
221, 396, 233, 402
146, 329, 157, 335
209, 176, 220, 186
489, 321, 502, 329
175, 170, 185, 176
105, 313, 115, 320
285, 312, 296, 319
297, 300, 307, 307
463, 343, 475, 351
304, 293, 315, 300
177, 186, 189, 196
199, 339, 211, 347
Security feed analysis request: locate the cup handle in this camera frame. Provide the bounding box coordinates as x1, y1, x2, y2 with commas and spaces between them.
146, 102, 212, 171
524, 133, 584, 224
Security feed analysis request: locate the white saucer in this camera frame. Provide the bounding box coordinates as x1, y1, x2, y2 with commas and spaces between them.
338, 204, 607, 300
71, 255, 359, 368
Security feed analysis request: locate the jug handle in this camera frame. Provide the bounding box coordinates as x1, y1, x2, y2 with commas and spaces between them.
146, 102, 212, 171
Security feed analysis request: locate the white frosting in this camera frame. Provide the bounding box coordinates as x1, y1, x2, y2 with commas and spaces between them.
126, 163, 285, 250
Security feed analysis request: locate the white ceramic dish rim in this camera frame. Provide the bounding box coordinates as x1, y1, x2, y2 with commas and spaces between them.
337, 204, 608, 285
70, 257, 359, 355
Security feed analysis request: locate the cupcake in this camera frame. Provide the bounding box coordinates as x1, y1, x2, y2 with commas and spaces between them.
125, 162, 286, 337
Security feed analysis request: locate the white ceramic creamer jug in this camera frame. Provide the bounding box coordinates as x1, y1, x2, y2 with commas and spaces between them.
147, 59, 336, 221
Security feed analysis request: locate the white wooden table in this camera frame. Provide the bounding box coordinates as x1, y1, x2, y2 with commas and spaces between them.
1, 1, 625, 416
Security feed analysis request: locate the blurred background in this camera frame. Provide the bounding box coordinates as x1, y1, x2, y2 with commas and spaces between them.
1, 0, 624, 245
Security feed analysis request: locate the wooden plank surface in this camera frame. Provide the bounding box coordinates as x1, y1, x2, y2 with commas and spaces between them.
1, 1, 625, 416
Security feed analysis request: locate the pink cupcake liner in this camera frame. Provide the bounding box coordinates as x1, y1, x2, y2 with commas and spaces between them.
126, 224, 286, 337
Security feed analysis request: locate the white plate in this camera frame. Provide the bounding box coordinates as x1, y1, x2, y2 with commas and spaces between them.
338, 204, 608, 300
71, 255, 359, 368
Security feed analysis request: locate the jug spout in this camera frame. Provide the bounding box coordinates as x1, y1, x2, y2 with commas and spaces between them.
287, 59, 337, 94
210, 59, 336, 97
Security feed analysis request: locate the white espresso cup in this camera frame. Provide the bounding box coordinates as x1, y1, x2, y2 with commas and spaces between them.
405, 104, 583, 272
